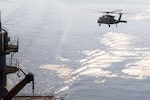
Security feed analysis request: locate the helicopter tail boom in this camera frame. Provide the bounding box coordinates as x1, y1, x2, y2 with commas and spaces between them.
119, 20, 127, 23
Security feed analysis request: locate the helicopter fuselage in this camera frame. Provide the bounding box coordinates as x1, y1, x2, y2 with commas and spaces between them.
98, 15, 117, 24
97, 14, 127, 27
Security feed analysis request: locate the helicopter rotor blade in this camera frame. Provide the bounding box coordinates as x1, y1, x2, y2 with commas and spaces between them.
121, 12, 135, 14
112, 12, 135, 14
84, 8, 108, 13
84, 8, 135, 15
85, 8, 123, 14
110, 9, 123, 13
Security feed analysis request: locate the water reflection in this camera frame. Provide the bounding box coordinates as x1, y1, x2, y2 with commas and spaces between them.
123, 49, 150, 79
79, 32, 133, 79
40, 32, 133, 83
39, 31, 150, 96
83, 32, 150, 80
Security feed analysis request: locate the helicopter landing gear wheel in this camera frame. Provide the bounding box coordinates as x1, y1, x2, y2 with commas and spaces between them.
99, 23, 101, 26
108, 24, 110, 27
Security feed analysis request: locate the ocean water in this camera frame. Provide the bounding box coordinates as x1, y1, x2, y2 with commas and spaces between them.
1, 0, 150, 100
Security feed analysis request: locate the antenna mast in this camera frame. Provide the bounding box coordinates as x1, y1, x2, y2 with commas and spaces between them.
0, 11, 1, 31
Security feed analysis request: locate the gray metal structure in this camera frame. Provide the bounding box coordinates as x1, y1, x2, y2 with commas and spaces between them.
0, 13, 56, 100
0, 12, 19, 98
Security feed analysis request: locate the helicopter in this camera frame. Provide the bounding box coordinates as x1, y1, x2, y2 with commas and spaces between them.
89, 9, 128, 27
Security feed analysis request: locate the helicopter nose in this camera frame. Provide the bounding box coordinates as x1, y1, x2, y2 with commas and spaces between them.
97, 19, 101, 23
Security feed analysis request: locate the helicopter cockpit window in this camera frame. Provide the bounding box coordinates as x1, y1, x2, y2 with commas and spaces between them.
104, 16, 107, 18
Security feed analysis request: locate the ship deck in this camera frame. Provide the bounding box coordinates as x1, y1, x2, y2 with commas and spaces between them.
13, 96, 56, 100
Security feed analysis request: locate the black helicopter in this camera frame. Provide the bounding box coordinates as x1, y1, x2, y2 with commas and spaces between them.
89, 9, 128, 27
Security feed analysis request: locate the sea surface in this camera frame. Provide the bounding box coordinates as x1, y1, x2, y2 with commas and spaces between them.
1, 0, 150, 100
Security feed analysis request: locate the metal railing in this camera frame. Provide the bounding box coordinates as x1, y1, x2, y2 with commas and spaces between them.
6, 58, 19, 68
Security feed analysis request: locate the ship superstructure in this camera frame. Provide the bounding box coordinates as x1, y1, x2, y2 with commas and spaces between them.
0, 13, 56, 100
0, 12, 19, 98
